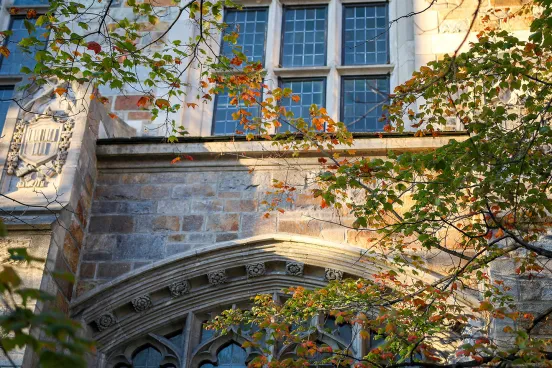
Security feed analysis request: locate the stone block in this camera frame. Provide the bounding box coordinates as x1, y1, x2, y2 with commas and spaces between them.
75, 280, 102, 297
97, 262, 132, 279
206, 214, 239, 232
114, 234, 165, 260
62, 235, 80, 274
79, 263, 96, 279
158, 200, 190, 214
216, 233, 238, 242
69, 221, 85, 248
91, 201, 119, 214
181, 215, 204, 231
172, 184, 216, 198
166, 243, 195, 256
218, 192, 241, 199
95, 185, 141, 200
115, 95, 149, 110
217, 172, 251, 191
110, 216, 135, 233
141, 185, 171, 199
53, 255, 74, 301
191, 199, 223, 213
168, 234, 186, 242
127, 111, 152, 120
224, 199, 257, 212
152, 216, 180, 231
85, 234, 117, 252
240, 213, 277, 235
119, 201, 156, 214
121, 173, 150, 184
97, 172, 121, 184
278, 219, 321, 237
187, 233, 215, 243
82, 252, 113, 262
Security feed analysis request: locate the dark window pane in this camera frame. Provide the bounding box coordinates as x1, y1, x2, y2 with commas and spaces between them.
280, 79, 325, 132
0, 18, 48, 75
342, 4, 388, 65
13, 0, 48, 4
133, 345, 163, 368
0, 86, 14, 135
281, 7, 327, 67
212, 89, 260, 136
341, 77, 389, 132
221, 9, 268, 65
217, 343, 247, 367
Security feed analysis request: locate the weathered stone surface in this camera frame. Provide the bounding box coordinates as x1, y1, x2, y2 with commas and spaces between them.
181, 215, 204, 231
206, 214, 239, 232
79, 263, 96, 279
114, 235, 165, 260
119, 201, 156, 214
157, 200, 190, 214
172, 184, 216, 198
152, 216, 180, 232
97, 262, 132, 278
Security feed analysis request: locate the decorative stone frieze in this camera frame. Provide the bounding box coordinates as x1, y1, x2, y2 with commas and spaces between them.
131, 295, 152, 312
285, 261, 304, 276
324, 268, 343, 281
246, 262, 266, 278
207, 269, 227, 286
169, 280, 190, 297
95, 312, 117, 331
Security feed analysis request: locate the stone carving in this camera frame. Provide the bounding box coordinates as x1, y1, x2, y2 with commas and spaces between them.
95, 312, 117, 332
169, 280, 190, 297
325, 268, 343, 281
246, 262, 266, 278
131, 295, 152, 312
207, 269, 227, 286
6, 80, 78, 188
285, 261, 304, 276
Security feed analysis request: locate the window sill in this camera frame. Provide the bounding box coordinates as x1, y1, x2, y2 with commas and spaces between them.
273, 66, 331, 78
0, 75, 23, 85
336, 64, 394, 75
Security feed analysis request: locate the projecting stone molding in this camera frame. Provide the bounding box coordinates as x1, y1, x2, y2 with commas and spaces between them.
245, 262, 266, 277
168, 280, 190, 297
131, 295, 152, 312
95, 312, 117, 332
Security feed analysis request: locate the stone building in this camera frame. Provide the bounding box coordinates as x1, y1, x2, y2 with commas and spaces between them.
0, 0, 548, 367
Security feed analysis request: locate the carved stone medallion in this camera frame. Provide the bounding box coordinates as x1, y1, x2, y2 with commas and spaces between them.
131, 295, 152, 312
246, 262, 266, 278
95, 312, 117, 332
324, 268, 343, 281
207, 270, 227, 286
169, 280, 190, 297
285, 261, 304, 276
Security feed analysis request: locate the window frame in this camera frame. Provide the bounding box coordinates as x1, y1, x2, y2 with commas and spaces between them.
279, 4, 329, 68
341, 2, 390, 66
340, 74, 390, 133
220, 6, 270, 67
210, 86, 263, 136
277, 76, 327, 133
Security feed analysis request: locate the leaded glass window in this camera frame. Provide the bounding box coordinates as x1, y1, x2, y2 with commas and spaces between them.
279, 79, 325, 132
0, 17, 48, 75
281, 7, 327, 67
0, 86, 14, 135
199, 343, 247, 368
13, 0, 49, 4
133, 345, 164, 368
341, 76, 389, 132
221, 8, 268, 65
212, 90, 260, 135
343, 4, 388, 65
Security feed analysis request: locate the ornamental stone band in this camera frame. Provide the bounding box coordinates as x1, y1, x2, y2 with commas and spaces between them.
285, 261, 304, 276
246, 262, 266, 278
207, 270, 227, 286
95, 312, 117, 332
131, 295, 153, 312
169, 280, 190, 297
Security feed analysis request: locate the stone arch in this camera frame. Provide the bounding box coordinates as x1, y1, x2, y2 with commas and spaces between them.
70, 234, 478, 366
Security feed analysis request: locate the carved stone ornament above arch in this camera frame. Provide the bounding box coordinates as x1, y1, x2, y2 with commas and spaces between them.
70, 234, 479, 362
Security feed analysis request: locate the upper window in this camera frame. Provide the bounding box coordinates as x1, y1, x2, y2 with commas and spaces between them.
0, 86, 14, 135
281, 7, 327, 67
343, 4, 388, 65
341, 76, 389, 132
199, 343, 248, 368
221, 8, 268, 65
0, 17, 48, 75
279, 78, 325, 132
13, 0, 49, 4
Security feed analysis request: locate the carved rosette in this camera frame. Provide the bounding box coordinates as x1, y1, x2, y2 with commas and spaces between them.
169, 280, 190, 298
131, 295, 152, 312
246, 263, 266, 278
95, 312, 117, 332
207, 270, 227, 286
285, 262, 304, 276
324, 268, 343, 281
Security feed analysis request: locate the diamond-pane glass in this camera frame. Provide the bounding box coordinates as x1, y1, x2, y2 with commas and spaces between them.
280, 79, 325, 132
213, 90, 260, 135
0, 86, 14, 135
221, 8, 268, 65
0, 18, 48, 75
281, 7, 327, 67
343, 4, 388, 65
341, 77, 389, 132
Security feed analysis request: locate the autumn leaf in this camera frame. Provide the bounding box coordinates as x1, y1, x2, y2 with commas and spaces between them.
54, 87, 67, 96
26, 9, 37, 19
171, 157, 181, 164
186, 103, 198, 109
87, 41, 102, 54
137, 96, 151, 108
108, 113, 117, 119
291, 95, 300, 102
0, 46, 10, 58
155, 99, 170, 109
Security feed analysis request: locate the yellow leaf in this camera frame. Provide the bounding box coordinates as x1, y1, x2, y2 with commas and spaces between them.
155, 99, 170, 109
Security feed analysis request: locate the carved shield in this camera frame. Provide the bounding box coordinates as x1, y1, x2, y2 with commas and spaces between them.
18, 117, 61, 167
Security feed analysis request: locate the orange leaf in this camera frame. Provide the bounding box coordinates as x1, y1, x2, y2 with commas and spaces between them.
0, 46, 10, 58
186, 103, 198, 109
291, 95, 300, 102
26, 9, 37, 19
200, 80, 208, 88
108, 113, 117, 119
137, 96, 150, 108
54, 87, 67, 96
171, 157, 181, 164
